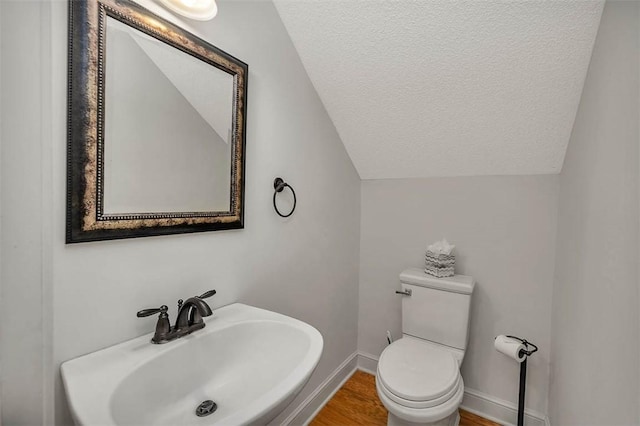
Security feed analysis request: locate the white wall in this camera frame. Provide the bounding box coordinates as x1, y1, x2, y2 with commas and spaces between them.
548, 1, 640, 424
0, 1, 54, 424
359, 175, 559, 416
0, 1, 3, 420
2, 0, 361, 424
0, 3, 3, 421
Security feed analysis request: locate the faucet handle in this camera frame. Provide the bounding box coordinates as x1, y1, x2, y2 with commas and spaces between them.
137, 305, 168, 318
137, 305, 172, 344
198, 289, 217, 299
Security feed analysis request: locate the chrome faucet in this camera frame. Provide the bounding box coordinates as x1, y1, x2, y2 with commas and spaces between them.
137, 289, 216, 344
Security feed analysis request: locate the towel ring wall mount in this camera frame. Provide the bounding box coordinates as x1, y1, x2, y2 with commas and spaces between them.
273, 178, 296, 218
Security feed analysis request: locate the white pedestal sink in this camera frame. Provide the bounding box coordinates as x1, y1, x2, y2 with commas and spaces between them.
61, 303, 323, 425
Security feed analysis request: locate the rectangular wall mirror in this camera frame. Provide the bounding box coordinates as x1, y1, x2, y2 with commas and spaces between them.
67, 0, 248, 243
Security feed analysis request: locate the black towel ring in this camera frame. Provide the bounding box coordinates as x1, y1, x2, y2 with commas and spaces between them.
273, 177, 296, 218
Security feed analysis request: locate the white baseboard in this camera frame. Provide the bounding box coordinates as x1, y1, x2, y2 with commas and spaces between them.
461, 388, 547, 426
357, 351, 379, 375
281, 351, 358, 426
355, 351, 550, 426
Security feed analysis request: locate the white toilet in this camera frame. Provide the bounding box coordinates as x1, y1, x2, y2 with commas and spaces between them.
376, 268, 475, 426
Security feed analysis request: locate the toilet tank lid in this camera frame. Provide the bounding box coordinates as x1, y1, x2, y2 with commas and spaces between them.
400, 268, 475, 294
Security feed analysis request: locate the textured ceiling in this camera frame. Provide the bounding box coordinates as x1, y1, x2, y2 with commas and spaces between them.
274, 1, 604, 179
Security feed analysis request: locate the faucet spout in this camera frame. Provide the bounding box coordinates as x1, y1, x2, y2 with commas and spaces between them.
175, 296, 213, 330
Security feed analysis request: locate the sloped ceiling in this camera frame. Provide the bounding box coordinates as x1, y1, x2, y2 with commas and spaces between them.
274, 1, 604, 179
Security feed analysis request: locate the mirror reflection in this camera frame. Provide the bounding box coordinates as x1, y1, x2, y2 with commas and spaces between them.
103, 16, 233, 214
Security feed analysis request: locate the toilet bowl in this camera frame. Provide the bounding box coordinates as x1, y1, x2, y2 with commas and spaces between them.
375, 269, 475, 426
376, 337, 464, 426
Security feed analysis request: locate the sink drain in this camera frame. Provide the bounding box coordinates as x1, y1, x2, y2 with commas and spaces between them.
195, 400, 217, 417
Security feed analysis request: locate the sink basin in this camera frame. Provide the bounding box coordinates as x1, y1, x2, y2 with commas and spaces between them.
61, 303, 323, 425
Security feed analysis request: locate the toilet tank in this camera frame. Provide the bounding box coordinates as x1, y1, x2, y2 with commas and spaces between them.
399, 268, 475, 351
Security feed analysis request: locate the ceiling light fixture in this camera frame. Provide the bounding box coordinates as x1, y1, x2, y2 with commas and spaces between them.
157, 0, 218, 21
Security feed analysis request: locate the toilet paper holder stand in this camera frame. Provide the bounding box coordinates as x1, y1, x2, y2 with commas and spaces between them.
506, 336, 538, 426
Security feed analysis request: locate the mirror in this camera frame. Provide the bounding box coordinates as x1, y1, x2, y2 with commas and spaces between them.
67, 0, 248, 243
103, 17, 234, 214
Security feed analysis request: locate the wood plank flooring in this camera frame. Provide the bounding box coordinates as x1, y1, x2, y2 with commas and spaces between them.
310, 370, 499, 426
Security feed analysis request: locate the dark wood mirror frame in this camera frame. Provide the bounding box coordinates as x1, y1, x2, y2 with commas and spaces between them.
67, 0, 248, 243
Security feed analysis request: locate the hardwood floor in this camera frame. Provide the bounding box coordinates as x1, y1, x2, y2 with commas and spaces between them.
310, 371, 499, 426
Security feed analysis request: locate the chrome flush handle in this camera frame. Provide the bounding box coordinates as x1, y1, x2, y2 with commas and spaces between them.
395, 289, 412, 296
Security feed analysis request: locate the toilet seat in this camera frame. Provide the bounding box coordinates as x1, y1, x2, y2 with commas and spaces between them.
378, 337, 459, 402
377, 371, 461, 409
376, 376, 464, 424
376, 337, 464, 423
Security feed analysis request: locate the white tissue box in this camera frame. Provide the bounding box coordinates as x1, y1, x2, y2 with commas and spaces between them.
424, 251, 455, 278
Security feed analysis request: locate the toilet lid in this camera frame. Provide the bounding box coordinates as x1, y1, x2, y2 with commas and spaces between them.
378, 338, 459, 402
